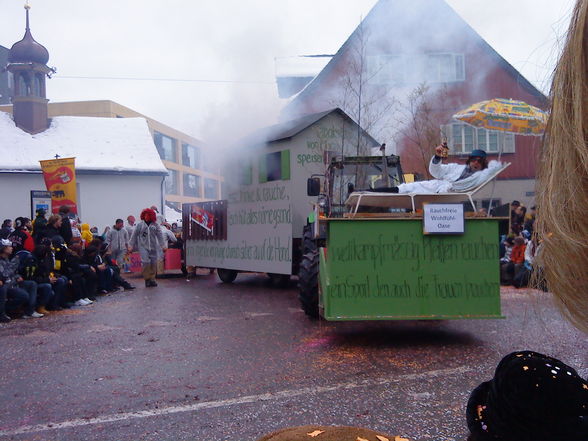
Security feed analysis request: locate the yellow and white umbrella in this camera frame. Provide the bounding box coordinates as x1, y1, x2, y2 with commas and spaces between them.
453, 98, 548, 136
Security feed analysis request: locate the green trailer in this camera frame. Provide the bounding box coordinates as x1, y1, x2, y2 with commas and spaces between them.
314, 216, 502, 320
299, 154, 505, 321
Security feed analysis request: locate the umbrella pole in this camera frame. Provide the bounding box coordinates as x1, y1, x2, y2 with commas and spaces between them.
487, 132, 502, 216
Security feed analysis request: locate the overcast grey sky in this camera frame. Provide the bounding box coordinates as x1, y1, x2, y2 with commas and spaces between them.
0, 0, 577, 143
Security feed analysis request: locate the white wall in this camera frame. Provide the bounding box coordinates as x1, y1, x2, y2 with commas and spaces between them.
474, 178, 535, 209
0, 172, 163, 231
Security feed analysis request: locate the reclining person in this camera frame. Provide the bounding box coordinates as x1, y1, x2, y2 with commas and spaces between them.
371, 147, 502, 194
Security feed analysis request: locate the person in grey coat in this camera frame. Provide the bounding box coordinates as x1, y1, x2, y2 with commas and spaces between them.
105, 219, 130, 268
129, 209, 164, 287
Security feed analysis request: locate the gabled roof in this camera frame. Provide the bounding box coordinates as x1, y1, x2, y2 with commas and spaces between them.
0, 111, 167, 175
285, 0, 547, 114
242, 108, 380, 147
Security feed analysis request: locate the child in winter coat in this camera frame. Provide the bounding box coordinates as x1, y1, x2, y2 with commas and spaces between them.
80, 223, 93, 247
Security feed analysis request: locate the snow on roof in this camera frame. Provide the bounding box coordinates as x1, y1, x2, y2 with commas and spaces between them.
241, 108, 380, 147
275, 55, 332, 78
0, 111, 167, 174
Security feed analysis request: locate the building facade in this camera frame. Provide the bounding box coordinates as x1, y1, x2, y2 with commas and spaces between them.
0, 100, 223, 211
282, 0, 547, 208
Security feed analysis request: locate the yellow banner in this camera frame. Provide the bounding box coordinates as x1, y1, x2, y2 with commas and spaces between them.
39, 157, 78, 214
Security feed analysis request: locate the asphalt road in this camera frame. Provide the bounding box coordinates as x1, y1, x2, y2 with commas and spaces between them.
0, 271, 586, 441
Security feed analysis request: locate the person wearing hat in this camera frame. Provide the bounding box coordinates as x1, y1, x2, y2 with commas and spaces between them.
371, 146, 501, 194
7, 217, 35, 254
466, 350, 588, 441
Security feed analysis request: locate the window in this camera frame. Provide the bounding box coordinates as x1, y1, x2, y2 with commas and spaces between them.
444, 123, 515, 154
183, 173, 201, 197
368, 53, 465, 85
259, 150, 290, 183
153, 132, 177, 162
368, 55, 405, 85
426, 53, 465, 83
165, 169, 178, 195
17, 75, 28, 96
182, 143, 201, 169
204, 178, 218, 199
33, 75, 42, 96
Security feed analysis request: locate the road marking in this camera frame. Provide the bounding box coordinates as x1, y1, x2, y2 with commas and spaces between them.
244, 312, 274, 318
0, 366, 471, 437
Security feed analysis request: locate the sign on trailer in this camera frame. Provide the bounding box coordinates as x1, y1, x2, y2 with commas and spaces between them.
423, 203, 465, 235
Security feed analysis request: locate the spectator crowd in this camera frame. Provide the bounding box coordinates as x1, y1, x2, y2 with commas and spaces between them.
498, 201, 544, 289
0, 205, 182, 323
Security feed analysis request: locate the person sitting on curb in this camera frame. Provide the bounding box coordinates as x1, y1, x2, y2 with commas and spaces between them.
0, 239, 43, 319
99, 242, 135, 291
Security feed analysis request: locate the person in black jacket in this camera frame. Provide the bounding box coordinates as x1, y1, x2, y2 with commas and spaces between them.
16, 249, 54, 315
32, 209, 47, 243
31, 245, 68, 310
8, 217, 35, 254
63, 243, 95, 306
100, 242, 135, 291
38, 214, 63, 244
83, 244, 113, 293
58, 206, 74, 245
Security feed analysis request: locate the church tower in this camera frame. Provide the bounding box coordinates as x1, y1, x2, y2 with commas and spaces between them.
6, 3, 55, 134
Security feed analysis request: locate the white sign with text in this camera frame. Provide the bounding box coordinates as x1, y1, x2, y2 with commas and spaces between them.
423, 203, 464, 235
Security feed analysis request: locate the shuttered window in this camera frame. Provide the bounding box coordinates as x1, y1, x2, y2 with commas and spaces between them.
259, 150, 290, 183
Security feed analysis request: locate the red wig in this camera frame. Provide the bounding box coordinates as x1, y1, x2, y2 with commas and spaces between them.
140, 208, 157, 223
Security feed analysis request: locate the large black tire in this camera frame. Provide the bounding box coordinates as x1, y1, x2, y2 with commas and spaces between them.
298, 249, 320, 318
301, 224, 317, 254
217, 268, 238, 284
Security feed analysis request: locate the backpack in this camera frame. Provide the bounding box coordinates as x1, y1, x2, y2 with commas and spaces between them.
15, 250, 37, 280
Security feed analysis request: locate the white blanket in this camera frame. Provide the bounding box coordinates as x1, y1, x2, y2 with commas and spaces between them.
397, 157, 503, 194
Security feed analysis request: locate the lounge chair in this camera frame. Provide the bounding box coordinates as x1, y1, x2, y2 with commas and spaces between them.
345, 162, 511, 215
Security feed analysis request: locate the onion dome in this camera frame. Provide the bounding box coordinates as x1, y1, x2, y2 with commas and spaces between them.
8, 5, 49, 65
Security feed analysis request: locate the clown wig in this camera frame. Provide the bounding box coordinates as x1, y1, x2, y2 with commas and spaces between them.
140, 208, 157, 223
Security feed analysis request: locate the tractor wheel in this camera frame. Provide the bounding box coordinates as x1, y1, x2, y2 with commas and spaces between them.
298, 249, 320, 318
301, 224, 317, 255
217, 268, 238, 284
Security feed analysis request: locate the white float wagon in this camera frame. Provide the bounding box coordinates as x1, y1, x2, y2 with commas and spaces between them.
183, 108, 387, 284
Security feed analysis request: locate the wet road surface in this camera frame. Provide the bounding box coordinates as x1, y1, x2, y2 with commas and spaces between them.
0, 271, 587, 441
